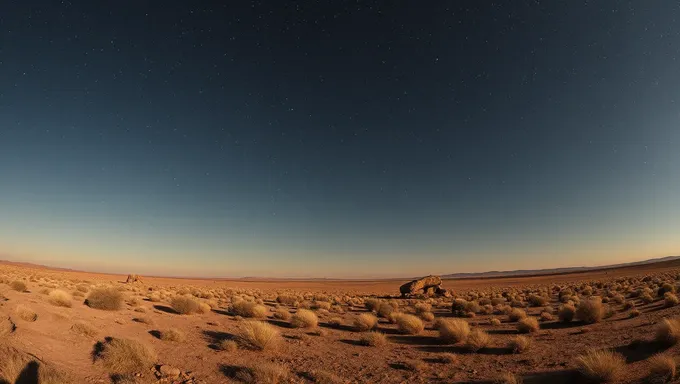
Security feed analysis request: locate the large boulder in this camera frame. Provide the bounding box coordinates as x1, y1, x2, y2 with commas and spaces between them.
400, 275, 442, 297
126, 274, 141, 283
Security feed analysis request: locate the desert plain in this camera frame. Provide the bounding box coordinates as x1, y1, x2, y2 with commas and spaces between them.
2, 259, 680, 383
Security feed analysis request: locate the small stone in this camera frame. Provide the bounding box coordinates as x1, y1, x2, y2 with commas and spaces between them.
159, 365, 181, 379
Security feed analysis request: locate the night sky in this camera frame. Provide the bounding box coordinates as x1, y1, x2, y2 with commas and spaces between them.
1, 2, 679, 278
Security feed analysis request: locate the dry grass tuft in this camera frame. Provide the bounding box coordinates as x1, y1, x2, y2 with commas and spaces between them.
232, 300, 268, 318
558, 304, 576, 322
273, 308, 291, 320
359, 331, 387, 346
493, 373, 523, 384
490, 317, 502, 326
48, 289, 73, 307
396, 314, 424, 335
160, 328, 185, 342
465, 328, 490, 352
71, 321, 97, 337
438, 318, 470, 344
517, 317, 539, 333
656, 318, 680, 345
86, 287, 124, 310
575, 349, 625, 382
235, 362, 289, 384
96, 338, 157, 374
508, 308, 527, 322
218, 339, 238, 352
433, 353, 458, 364
236, 320, 280, 350
10, 280, 27, 292
291, 309, 319, 328
509, 335, 532, 353
664, 292, 679, 308
353, 313, 378, 331
648, 353, 676, 382
576, 299, 603, 324
171, 296, 201, 315
0, 345, 71, 384
15, 305, 37, 322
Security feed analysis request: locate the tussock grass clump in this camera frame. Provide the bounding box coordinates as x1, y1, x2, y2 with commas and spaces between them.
359, 331, 387, 346
493, 373, 523, 384
364, 298, 381, 312
630, 309, 641, 318
86, 287, 124, 310
558, 304, 576, 322
96, 338, 157, 374
648, 353, 676, 382
465, 328, 490, 352
353, 313, 378, 332
232, 300, 268, 318
15, 305, 37, 322
396, 314, 424, 335
328, 317, 343, 328
71, 321, 97, 337
273, 308, 291, 320
576, 299, 604, 324
276, 294, 297, 306
438, 318, 470, 344
235, 362, 289, 384
664, 292, 679, 307
656, 318, 680, 345
0, 345, 71, 384
48, 289, 73, 307
10, 281, 27, 292
171, 296, 201, 315
419, 311, 435, 322
291, 309, 319, 328
575, 349, 625, 382
517, 317, 539, 333
508, 308, 527, 322
308, 370, 346, 384
218, 339, 238, 352
490, 317, 502, 326
540, 312, 553, 321
509, 335, 532, 353
236, 320, 280, 350
160, 328, 185, 342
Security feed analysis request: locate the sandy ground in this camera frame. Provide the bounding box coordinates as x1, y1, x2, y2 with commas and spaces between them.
1, 260, 680, 383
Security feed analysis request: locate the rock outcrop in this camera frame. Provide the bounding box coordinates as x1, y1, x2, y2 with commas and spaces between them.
399, 275, 446, 297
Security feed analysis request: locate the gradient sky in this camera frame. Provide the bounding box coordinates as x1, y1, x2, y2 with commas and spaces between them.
1, 1, 679, 278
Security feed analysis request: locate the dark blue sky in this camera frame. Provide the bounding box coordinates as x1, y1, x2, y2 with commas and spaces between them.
1, 1, 679, 277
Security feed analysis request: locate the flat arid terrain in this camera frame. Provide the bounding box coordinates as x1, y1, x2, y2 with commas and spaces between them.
3, 260, 680, 383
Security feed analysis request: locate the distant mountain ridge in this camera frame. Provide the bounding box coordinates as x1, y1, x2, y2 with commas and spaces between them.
442, 255, 680, 279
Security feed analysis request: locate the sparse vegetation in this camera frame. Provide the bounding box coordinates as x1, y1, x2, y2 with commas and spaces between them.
291, 309, 319, 328
236, 320, 280, 350
465, 328, 490, 352
509, 335, 532, 353
48, 289, 73, 307
656, 318, 680, 345
96, 338, 157, 374
160, 328, 185, 342
575, 349, 626, 382
648, 353, 676, 382
10, 280, 27, 292
359, 331, 387, 346
353, 313, 378, 331
438, 318, 470, 344
396, 313, 424, 335
86, 287, 124, 310
15, 305, 37, 322
517, 317, 539, 333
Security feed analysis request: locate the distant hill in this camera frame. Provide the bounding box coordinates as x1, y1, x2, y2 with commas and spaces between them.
442, 255, 680, 279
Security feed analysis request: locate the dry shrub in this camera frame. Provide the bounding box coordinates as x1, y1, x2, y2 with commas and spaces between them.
276, 295, 297, 306
438, 318, 470, 344
419, 311, 435, 321
15, 305, 37, 322
236, 320, 279, 350
377, 303, 395, 318
508, 308, 527, 322
630, 309, 641, 318
364, 298, 381, 312
0, 345, 71, 384
273, 308, 291, 320
328, 317, 343, 328
656, 318, 680, 345
402, 358, 425, 372
232, 300, 268, 318
48, 289, 73, 307
171, 296, 201, 315
465, 328, 490, 352
235, 363, 289, 384
97, 338, 157, 374
648, 353, 676, 382
396, 314, 424, 335
664, 292, 679, 307
575, 349, 625, 382
86, 287, 124, 310
558, 304, 576, 322
10, 281, 26, 292
160, 328, 185, 342
0, 317, 16, 337
218, 339, 238, 352
198, 302, 211, 314
540, 312, 553, 321
414, 302, 432, 314
353, 313, 377, 331
359, 331, 387, 346
71, 321, 97, 337
490, 317, 502, 326
291, 309, 319, 328
509, 335, 532, 353
433, 353, 458, 364
517, 317, 539, 333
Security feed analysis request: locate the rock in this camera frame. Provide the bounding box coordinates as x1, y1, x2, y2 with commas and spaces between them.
159, 365, 181, 379
399, 275, 443, 297
126, 274, 141, 283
